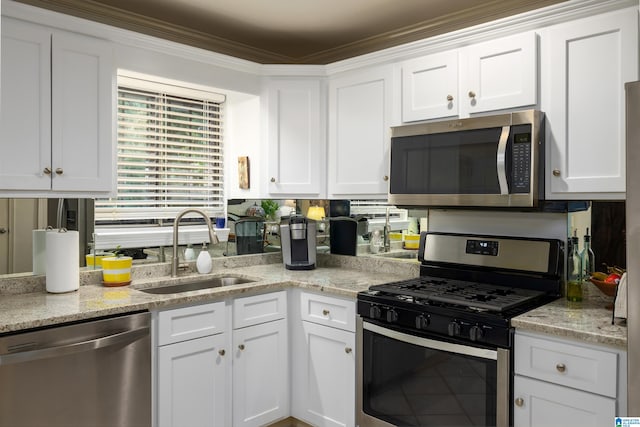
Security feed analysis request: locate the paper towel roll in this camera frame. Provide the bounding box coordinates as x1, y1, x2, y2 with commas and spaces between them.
32, 229, 48, 276
46, 230, 80, 293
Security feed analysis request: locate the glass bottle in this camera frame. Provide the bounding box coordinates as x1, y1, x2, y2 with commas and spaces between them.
581, 228, 595, 278
566, 234, 583, 302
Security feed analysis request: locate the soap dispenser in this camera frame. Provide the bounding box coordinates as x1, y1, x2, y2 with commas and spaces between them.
196, 243, 212, 274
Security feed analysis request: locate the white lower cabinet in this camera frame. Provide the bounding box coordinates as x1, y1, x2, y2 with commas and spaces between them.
292, 290, 356, 427
155, 291, 289, 427
514, 375, 615, 427
157, 333, 229, 427
513, 331, 626, 427
156, 301, 230, 427
232, 318, 289, 427
231, 290, 289, 427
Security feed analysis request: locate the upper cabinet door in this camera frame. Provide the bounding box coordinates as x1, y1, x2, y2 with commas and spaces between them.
265, 79, 324, 197
328, 65, 395, 199
51, 30, 115, 192
0, 17, 52, 191
543, 7, 638, 199
401, 50, 458, 122
462, 31, 538, 115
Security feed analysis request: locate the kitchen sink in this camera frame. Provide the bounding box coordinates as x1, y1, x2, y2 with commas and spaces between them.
138, 276, 256, 294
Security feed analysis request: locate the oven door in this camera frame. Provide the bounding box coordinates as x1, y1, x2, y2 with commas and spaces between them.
356, 317, 510, 427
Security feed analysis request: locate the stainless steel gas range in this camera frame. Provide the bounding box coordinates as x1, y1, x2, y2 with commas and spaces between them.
356, 232, 563, 427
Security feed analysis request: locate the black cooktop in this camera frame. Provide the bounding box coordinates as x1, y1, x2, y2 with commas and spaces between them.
369, 276, 547, 312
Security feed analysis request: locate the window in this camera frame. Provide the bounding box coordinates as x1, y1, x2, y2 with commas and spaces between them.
95, 76, 225, 225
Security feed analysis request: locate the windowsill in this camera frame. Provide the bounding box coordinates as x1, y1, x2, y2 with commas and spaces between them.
94, 226, 216, 250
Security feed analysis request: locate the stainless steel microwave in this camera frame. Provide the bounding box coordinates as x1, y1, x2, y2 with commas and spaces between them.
388, 109, 544, 208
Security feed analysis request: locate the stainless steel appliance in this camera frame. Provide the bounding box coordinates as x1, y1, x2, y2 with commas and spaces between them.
389, 110, 544, 208
280, 215, 316, 270
625, 81, 640, 415
356, 232, 562, 427
0, 311, 151, 427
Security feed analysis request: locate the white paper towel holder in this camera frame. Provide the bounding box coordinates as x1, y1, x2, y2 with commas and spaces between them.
46, 228, 80, 294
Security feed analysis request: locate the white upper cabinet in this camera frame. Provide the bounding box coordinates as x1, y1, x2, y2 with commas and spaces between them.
542, 7, 638, 200
401, 31, 537, 122
264, 78, 324, 197
0, 17, 115, 197
462, 31, 537, 115
401, 50, 459, 121
328, 65, 395, 199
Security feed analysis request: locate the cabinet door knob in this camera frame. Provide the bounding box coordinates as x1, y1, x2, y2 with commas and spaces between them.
218, 349, 226, 356
0, 228, 7, 234
446, 94, 454, 102
270, 177, 276, 183
55, 168, 63, 175
383, 175, 389, 181
556, 363, 566, 373
515, 397, 524, 407
552, 169, 561, 177
322, 309, 330, 316
43, 167, 52, 175
345, 347, 352, 354
468, 91, 476, 98
238, 344, 245, 351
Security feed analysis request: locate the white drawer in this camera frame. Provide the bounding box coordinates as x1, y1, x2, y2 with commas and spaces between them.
157, 301, 226, 346
514, 332, 618, 397
300, 292, 355, 332
233, 291, 287, 329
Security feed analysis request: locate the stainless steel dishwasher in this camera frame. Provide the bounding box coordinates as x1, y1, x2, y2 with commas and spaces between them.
0, 311, 151, 427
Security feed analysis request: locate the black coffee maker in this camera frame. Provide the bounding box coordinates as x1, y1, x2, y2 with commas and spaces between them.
280, 215, 316, 270
234, 217, 264, 255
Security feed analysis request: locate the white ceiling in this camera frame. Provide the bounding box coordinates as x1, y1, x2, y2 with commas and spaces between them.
16, 0, 567, 63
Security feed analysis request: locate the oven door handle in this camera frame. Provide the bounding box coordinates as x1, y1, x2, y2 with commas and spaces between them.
363, 321, 497, 360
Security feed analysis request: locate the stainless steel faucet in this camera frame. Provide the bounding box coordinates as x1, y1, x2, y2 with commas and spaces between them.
383, 207, 391, 252
172, 208, 219, 277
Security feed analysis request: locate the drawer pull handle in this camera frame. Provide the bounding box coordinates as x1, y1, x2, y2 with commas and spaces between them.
553, 169, 561, 177
322, 309, 330, 316
55, 168, 63, 175
218, 349, 226, 356
447, 94, 454, 102
43, 167, 52, 175
556, 363, 566, 373
345, 347, 352, 354
270, 177, 276, 183
238, 344, 245, 351
515, 397, 524, 407
468, 91, 476, 99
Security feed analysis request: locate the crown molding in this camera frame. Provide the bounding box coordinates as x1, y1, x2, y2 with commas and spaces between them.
10, 0, 571, 65
325, 0, 637, 75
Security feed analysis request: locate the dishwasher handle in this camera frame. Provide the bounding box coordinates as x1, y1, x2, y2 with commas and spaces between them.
0, 325, 150, 366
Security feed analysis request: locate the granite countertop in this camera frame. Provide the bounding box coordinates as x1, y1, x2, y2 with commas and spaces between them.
0, 252, 629, 350
512, 282, 627, 349
0, 253, 418, 334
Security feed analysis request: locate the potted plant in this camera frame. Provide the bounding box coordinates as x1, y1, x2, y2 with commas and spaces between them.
101, 246, 133, 286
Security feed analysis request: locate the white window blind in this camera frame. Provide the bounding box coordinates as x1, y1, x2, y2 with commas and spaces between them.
96, 79, 224, 223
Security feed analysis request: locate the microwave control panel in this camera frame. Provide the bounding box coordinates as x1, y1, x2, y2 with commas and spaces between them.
511, 132, 531, 193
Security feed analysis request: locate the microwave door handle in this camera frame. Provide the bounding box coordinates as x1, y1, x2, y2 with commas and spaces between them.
496, 126, 510, 195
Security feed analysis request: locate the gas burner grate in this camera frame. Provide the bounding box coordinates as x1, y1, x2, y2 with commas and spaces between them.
369, 276, 546, 312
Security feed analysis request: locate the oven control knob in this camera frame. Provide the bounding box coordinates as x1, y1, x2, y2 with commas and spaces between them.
415, 315, 430, 329
386, 309, 398, 323
369, 305, 382, 319
469, 325, 484, 342
447, 321, 461, 337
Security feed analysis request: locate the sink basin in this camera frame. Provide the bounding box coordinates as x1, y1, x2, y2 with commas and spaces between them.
376, 251, 419, 260
139, 276, 256, 294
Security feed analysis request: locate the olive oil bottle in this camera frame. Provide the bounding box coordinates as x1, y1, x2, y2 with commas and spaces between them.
566, 232, 583, 302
